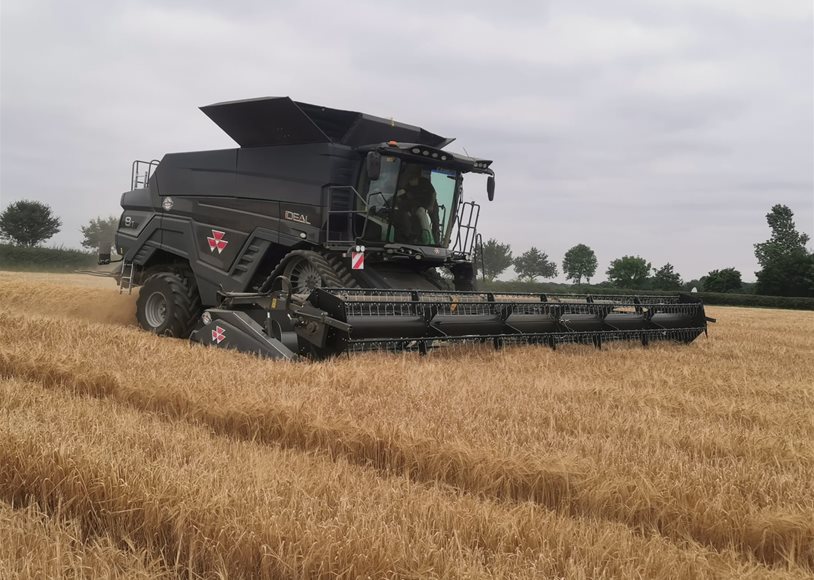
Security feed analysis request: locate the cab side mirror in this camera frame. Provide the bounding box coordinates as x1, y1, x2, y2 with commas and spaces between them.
487, 176, 495, 201
366, 151, 381, 181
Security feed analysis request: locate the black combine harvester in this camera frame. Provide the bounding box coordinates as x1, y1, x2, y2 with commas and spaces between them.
111, 97, 711, 360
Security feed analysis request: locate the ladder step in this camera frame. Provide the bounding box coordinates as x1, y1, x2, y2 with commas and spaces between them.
119, 262, 135, 295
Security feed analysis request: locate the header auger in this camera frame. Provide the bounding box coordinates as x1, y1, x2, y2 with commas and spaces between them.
111, 97, 711, 359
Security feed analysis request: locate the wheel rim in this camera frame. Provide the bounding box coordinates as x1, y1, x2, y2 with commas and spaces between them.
283, 257, 324, 294
144, 291, 168, 328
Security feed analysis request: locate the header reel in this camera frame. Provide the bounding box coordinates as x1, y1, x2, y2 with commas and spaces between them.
190, 278, 713, 361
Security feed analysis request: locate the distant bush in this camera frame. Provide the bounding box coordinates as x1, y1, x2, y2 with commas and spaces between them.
697, 292, 814, 311
0, 243, 97, 271
479, 279, 666, 296
477, 279, 814, 310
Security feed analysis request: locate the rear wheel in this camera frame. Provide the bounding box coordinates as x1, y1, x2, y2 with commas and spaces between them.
136, 271, 201, 337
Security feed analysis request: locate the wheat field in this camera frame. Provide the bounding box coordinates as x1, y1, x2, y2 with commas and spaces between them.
0, 271, 811, 579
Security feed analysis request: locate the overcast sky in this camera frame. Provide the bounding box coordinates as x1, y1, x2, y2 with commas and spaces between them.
1, 0, 812, 282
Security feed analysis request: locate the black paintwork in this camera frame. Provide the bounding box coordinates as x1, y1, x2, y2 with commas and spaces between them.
190, 309, 297, 360
200, 97, 449, 148
116, 97, 494, 307
188, 286, 711, 360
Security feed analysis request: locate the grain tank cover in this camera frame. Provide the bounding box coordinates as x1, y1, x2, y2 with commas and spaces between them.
200, 96, 449, 149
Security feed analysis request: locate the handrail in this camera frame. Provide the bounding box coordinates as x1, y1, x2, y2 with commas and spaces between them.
130, 159, 160, 190
327, 186, 479, 256
325, 186, 368, 245
451, 200, 480, 257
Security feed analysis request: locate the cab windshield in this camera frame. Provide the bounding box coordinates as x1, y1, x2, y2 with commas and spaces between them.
360, 156, 459, 247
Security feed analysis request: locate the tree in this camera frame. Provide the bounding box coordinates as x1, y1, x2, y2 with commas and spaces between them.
81, 216, 119, 251
754, 253, 813, 297
754, 205, 813, 297
703, 268, 742, 293
0, 200, 61, 247
606, 255, 651, 288
562, 244, 598, 284
651, 263, 683, 290
475, 238, 513, 281
754, 205, 810, 266
683, 279, 703, 292
513, 247, 558, 281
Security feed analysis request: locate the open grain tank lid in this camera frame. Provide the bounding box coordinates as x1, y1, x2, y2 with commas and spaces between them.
200, 96, 451, 148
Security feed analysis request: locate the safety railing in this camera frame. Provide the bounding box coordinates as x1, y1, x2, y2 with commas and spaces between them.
324, 186, 369, 245
450, 200, 480, 258
131, 160, 160, 191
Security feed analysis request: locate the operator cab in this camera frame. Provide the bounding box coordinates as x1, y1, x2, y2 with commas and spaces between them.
361, 156, 459, 247
348, 142, 495, 260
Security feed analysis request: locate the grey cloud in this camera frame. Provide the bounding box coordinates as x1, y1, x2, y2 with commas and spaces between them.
1, 0, 811, 282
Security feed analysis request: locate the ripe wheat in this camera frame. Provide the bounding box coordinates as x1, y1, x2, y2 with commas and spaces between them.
0, 273, 811, 578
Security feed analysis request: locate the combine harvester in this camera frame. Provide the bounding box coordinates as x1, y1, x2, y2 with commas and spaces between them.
110, 97, 711, 360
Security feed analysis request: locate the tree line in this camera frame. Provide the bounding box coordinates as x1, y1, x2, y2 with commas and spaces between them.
475, 204, 813, 297
0, 200, 118, 251
1, 200, 812, 297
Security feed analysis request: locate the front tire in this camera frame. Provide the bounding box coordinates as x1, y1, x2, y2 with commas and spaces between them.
136, 271, 201, 337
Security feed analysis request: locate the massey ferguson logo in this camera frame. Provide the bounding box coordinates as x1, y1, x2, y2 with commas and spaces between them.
211, 325, 226, 344
207, 230, 228, 254
284, 210, 311, 225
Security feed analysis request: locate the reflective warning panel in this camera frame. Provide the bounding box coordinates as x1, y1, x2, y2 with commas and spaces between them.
351, 251, 365, 270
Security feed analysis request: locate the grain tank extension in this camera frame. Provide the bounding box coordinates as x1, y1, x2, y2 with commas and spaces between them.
113, 97, 711, 359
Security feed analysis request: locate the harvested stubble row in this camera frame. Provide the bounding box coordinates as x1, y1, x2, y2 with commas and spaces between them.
0, 377, 785, 579
0, 500, 170, 580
